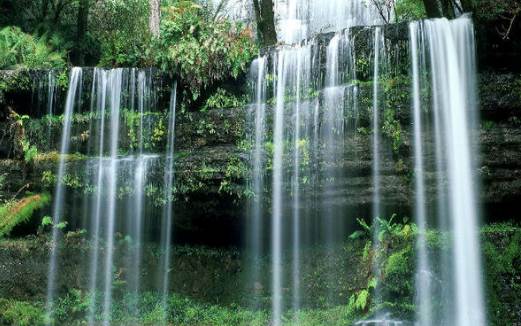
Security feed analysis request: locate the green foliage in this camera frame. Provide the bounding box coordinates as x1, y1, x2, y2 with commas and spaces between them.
0, 298, 44, 326
350, 215, 415, 243
41, 170, 57, 188
219, 156, 250, 198
0, 27, 65, 69
482, 224, 521, 325
394, 0, 426, 22
91, 0, 153, 67
52, 289, 91, 324
348, 289, 369, 312
382, 108, 403, 153
0, 193, 51, 238
38, 215, 67, 235
384, 247, 413, 295
21, 140, 38, 163
202, 88, 248, 111
156, 1, 257, 102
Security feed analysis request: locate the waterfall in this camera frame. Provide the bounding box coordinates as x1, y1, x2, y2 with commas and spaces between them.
41, 68, 177, 324
410, 22, 433, 326
371, 27, 383, 223
426, 16, 485, 326
370, 27, 385, 309
101, 69, 123, 326
248, 56, 267, 309
45, 70, 58, 148
87, 68, 108, 326
271, 46, 286, 326
45, 67, 83, 321
322, 32, 346, 304
276, 0, 386, 44
159, 85, 178, 322
409, 16, 485, 325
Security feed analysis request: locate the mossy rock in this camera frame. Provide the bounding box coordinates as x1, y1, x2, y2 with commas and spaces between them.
0, 193, 51, 238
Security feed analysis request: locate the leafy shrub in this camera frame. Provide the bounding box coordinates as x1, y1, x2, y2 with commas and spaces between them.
90, 0, 154, 67
0, 298, 44, 326
0, 27, 65, 69
202, 88, 248, 111
156, 1, 257, 102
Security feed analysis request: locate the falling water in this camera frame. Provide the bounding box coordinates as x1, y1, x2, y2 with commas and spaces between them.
271, 47, 286, 326
45, 67, 83, 321
40, 67, 177, 324
159, 85, 178, 322
370, 28, 385, 308
372, 27, 383, 223
101, 69, 123, 326
87, 68, 109, 326
127, 70, 149, 303
410, 22, 433, 326
424, 16, 485, 326
248, 56, 267, 309
245, 12, 485, 326
46, 71, 58, 116
45, 70, 58, 147
321, 32, 346, 304
276, 0, 386, 44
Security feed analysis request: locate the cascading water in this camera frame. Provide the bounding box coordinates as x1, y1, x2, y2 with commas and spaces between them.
271, 45, 287, 326
45, 67, 83, 321
43, 68, 177, 325
268, 40, 317, 325
248, 56, 267, 310
370, 27, 385, 311
101, 69, 123, 326
410, 22, 433, 326
276, 0, 386, 43
247, 10, 486, 326
159, 85, 178, 323
209, 0, 387, 44
409, 16, 485, 326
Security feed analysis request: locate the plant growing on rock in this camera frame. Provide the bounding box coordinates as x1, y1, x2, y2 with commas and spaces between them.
156, 1, 257, 105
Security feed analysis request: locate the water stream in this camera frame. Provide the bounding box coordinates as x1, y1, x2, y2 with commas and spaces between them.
44, 68, 178, 324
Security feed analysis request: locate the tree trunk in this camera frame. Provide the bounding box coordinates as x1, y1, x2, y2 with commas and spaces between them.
149, 0, 160, 37
252, 0, 277, 47
423, 0, 443, 18
75, 0, 89, 66
423, 0, 457, 18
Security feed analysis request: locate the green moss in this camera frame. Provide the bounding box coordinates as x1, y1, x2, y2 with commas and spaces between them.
384, 247, 413, 296
0, 193, 51, 238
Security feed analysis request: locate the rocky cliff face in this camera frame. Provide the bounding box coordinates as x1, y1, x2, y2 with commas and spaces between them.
0, 21, 520, 244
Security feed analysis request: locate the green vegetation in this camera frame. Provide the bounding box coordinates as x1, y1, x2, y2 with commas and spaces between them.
0, 193, 51, 238
0, 292, 360, 326
0, 222, 519, 325
0, 0, 257, 111
157, 1, 257, 103
0, 27, 65, 69
92, 0, 153, 67
394, 0, 427, 22
0, 298, 45, 326
202, 88, 249, 111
